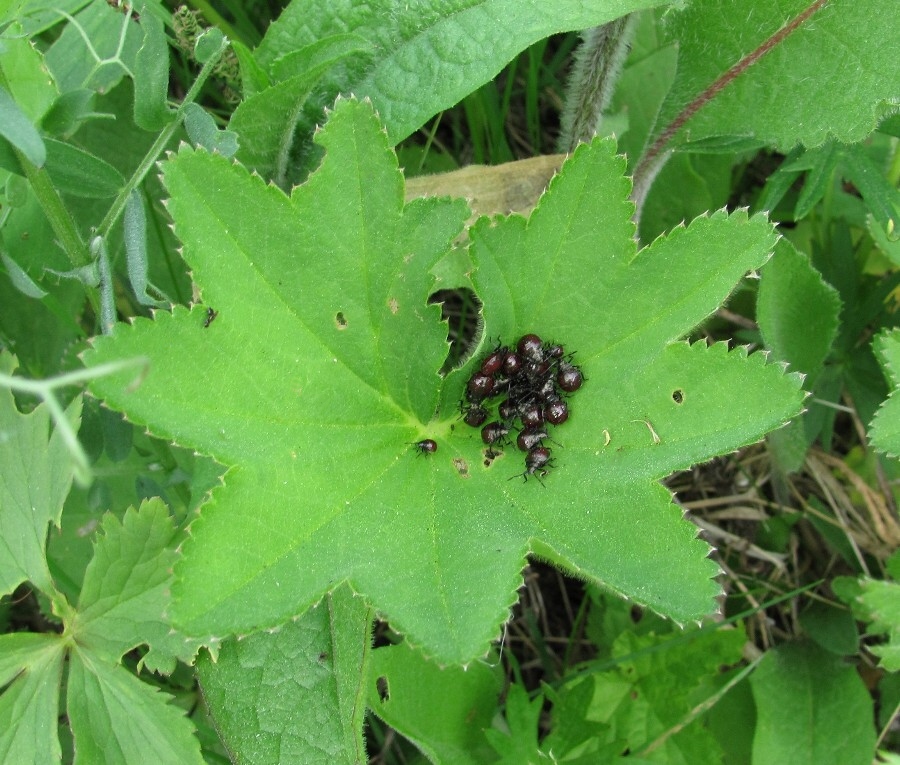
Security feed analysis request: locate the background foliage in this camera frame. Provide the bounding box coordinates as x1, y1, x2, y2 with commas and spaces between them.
1, 0, 899, 763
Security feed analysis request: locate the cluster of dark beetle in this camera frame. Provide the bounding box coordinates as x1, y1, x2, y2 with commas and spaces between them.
460, 333, 584, 482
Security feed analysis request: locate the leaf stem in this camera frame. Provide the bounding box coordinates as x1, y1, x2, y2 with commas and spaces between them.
0, 356, 148, 486
96, 32, 230, 240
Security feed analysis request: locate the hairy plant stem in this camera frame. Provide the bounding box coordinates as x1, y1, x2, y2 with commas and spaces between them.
556, 15, 637, 153
632, 0, 830, 224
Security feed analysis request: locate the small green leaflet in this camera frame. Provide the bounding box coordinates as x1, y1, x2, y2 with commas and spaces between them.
85, 98, 804, 664
0, 354, 80, 597
870, 329, 900, 456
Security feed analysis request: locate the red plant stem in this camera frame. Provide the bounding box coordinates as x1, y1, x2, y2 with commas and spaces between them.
641, 0, 830, 169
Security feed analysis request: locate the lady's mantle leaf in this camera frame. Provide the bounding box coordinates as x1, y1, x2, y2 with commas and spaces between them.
85, 100, 803, 665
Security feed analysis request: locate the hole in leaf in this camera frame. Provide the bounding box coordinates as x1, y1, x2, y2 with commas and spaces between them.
376, 676, 389, 702
429, 288, 482, 373
672, 389, 684, 404
335, 311, 348, 329
452, 457, 469, 477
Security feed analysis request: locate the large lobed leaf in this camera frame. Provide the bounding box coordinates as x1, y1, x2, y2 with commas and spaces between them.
85, 98, 804, 664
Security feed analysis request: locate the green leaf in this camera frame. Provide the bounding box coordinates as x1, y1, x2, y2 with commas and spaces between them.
0, 633, 65, 764
868, 329, 900, 456
789, 142, 843, 220
598, 8, 679, 165
198, 585, 372, 764
194, 28, 226, 65
758, 239, 840, 471
749, 641, 876, 765
182, 103, 239, 157
231, 40, 270, 99
0, 354, 81, 596
484, 683, 544, 763
256, 0, 672, 143
71, 499, 202, 673
67, 646, 204, 765
44, 1, 142, 93
15, 0, 91, 37
654, 0, 900, 152
841, 142, 900, 236
368, 641, 502, 765
44, 137, 125, 198
268, 33, 373, 83
86, 100, 803, 665
541, 622, 746, 762
229, 62, 339, 185
0, 250, 47, 298
0, 85, 45, 167
0, 21, 58, 124
834, 576, 900, 671
133, 8, 173, 131
798, 601, 860, 656
637, 151, 733, 243
40, 88, 97, 139
123, 190, 171, 306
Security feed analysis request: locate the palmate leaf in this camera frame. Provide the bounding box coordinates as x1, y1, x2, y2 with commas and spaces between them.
85, 98, 803, 664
